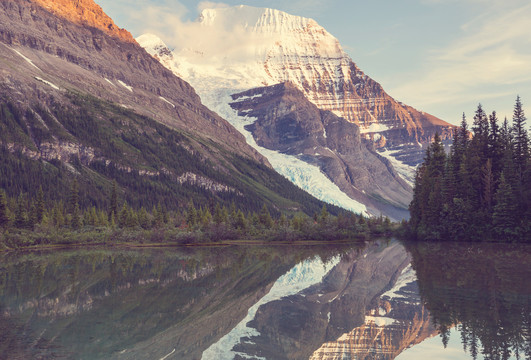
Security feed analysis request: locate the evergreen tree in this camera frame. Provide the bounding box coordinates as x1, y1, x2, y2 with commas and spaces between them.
472, 104, 489, 158
234, 209, 247, 230
487, 111, 503, 179
118, 202, 129, 228
201, 207, 212, 228
482, 159, 494, 212
213, 203, 224, 225
492, 173, 518, 239
512, 96, 529, 179
319, 205, 329, 223
0, 190, 9, 229
186, 200, 197, 228
69, 179, 80, 214
14, 194, 27, 228
259, 204, 274, 228
138, 207, 150, 229
109, 180, 118, 221
71, 203, 81, 229
35, 186, 45, 224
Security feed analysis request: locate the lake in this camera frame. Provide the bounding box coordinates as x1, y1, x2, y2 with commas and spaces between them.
0, 240, 529, 360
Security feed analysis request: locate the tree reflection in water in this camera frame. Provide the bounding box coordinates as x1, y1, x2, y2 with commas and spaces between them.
406, 241, 531, 360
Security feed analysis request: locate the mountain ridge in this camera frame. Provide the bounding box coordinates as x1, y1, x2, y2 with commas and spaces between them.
138, 6, 456, 151
0, 0, 341, 216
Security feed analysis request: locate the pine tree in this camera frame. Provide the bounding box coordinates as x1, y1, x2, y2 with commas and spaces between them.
472, 104, 489, 158
201, 208, 212, 228
213, 203, 224, 225
35, 186, 45, 224
109, 180, 118, 221
71, 203, 81, 229
487, 111, 503, 179
512, 96, 529, 179
234, 209, 247, 230
482, 159, 494, 212
118, 203, 128, 228
492, 173, 518, 239
259, 204, 274, 228
69, 179, 79, 214
0, 190, 9, 229
14, 194, 27, 228
138, 207, 149, 229
186, 200, 197, 228
319, 205, 329, 223
69, 180, 81, 229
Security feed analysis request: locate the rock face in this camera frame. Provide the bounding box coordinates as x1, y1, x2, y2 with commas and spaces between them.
0, 0, 265, 165
139, 5, 455, 155
31, 0, 135, 43
231, 83, 412, 218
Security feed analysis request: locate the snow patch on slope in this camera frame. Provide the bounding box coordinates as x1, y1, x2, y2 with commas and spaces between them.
378, 148, 417, 187
104, 78, 116, 86
159, 96, 175, 108
202, 255, 341, 360
117, 80, 133, 92
34, 76, 60, 90
359, 123, 391, 134
12, 48, 41, 71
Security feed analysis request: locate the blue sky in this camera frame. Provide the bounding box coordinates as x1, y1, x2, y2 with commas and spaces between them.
97, 0, 531, 125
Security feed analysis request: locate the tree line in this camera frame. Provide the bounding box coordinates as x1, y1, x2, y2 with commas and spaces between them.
408, 97, 530, 242
0, 179, 394, 248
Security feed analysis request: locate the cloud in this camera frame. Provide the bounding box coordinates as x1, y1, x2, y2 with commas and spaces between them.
390, 1, 531, 118
197, 1, 230, 12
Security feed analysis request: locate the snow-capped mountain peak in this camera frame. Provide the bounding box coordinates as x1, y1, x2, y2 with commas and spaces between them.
137, 5, 455, 218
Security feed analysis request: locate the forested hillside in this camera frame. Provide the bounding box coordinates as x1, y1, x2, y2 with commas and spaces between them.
0, 92, 341, 219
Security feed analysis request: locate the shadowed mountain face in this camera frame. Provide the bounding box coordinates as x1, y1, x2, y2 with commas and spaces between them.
230, 83, 412, 219
0, 0, 341, 214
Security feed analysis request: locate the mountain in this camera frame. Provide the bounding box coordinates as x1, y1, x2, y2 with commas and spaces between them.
138, 6, 456, 219
0, 0, 340, 215
230, 83, 411, 219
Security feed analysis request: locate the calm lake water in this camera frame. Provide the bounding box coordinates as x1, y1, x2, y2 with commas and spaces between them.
0, 240, 529, 360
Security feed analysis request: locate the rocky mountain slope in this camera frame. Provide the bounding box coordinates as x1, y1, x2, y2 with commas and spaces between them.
138, 5, 455, 154
138, 6, 456, 218
0, 0, 339, 214
230, 83, 412, 219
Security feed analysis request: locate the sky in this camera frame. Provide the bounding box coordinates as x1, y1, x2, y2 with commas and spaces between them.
96, 0, 531, 126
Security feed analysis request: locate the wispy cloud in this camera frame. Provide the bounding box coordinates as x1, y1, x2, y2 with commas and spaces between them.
390, 1, 531, 118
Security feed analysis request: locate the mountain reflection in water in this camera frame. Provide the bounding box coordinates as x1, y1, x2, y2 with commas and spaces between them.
0, 240, 529, 360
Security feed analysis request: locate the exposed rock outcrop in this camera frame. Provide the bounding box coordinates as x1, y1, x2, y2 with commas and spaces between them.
0, 0, 267, 166
231, 83, 412, 219
31, 0, 135, 43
